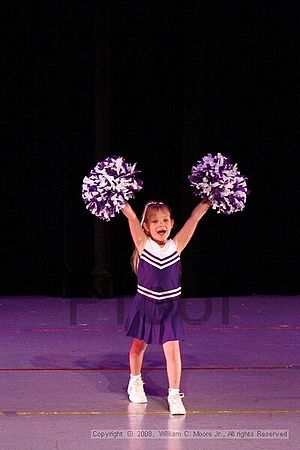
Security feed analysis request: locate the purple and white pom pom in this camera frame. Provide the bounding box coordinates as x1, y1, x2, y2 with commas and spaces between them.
189, 153, 248, 214
82, 156, 143, 221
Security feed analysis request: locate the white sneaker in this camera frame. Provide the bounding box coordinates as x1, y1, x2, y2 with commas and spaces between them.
167, 392, 186, 415
127, 377, 148, 403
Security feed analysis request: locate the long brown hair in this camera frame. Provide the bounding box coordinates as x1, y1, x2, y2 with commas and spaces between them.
130, 201, 173, 273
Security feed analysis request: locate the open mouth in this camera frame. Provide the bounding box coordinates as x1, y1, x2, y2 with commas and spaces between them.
157, 230, 166, 236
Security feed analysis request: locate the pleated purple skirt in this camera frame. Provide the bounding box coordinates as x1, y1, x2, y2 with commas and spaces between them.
125, 294, 184, 345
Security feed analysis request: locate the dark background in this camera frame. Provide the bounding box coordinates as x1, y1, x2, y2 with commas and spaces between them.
2, 1, 299, 298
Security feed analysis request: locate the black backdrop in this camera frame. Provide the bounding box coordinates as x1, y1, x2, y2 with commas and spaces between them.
2, 1, 299, 298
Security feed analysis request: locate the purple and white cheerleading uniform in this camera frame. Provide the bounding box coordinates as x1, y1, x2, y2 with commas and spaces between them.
125, 237, 184, 344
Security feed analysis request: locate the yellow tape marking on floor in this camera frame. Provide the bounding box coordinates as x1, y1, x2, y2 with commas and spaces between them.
3, 409, 299, 416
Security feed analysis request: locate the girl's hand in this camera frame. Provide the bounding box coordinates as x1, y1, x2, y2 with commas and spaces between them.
121, 202, 136, 220
199, 198, 212, 212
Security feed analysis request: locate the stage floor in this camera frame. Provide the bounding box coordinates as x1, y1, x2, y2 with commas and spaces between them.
0, 294, 299, 449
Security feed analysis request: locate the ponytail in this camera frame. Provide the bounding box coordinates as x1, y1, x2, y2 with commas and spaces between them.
130, 247, 139, 274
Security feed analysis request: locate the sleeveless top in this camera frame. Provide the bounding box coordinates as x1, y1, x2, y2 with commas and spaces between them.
136, 237, 181, 301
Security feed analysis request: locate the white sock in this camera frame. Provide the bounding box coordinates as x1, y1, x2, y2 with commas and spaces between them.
168, 388, 180, 396
130, 373, 142, 380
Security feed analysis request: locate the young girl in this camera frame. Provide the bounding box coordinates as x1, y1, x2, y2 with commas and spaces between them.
121, 199, 211, 414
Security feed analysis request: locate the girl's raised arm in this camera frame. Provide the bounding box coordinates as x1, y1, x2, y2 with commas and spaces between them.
121, 202, 147, 254
173, 199, 211, 254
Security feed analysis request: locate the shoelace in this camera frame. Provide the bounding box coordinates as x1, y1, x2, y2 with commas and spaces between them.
132, 379, 144, 392
169, 392, 184, 403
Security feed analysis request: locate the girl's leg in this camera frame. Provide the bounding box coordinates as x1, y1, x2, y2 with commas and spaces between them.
129, 338, 148, 375
163, 340, 186, 414
162, 340, 181, 388
128, 338, 148, 403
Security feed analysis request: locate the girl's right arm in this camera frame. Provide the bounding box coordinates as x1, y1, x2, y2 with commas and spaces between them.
121, 203, 147, 254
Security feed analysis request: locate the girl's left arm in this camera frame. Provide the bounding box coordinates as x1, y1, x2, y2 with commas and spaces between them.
173, 199, 211, 254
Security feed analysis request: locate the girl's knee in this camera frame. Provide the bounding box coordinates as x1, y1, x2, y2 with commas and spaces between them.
163, 340, 181, 358
131, 338, 147, 353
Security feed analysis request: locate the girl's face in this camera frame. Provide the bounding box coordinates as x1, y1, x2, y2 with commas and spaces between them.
143, 207, 174, 245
